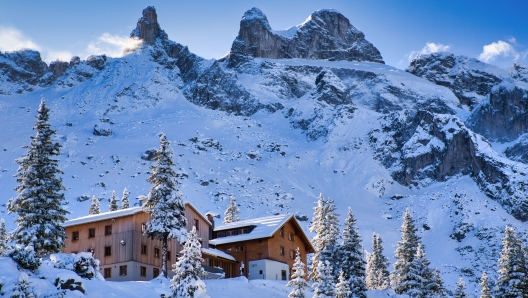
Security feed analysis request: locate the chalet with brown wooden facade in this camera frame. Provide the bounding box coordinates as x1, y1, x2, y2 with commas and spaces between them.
209, 214, 315, 281
63, 202, 237, 281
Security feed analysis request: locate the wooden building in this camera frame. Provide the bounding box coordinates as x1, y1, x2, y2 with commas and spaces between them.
209, 214, 315, 280
63, 203, 237, 281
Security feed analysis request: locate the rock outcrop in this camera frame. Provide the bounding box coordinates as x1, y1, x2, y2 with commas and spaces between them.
370, 109, 528, 220
130, 6, 167, 44
225, 8, 384, 66
505, 134, 528, 164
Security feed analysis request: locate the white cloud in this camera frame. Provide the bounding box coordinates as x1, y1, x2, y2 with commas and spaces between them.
85, 33, 142, 58
0, 26, 40, 52
408, 42, 451, 62
478, 40, 518, 63
45, 50, 74, 63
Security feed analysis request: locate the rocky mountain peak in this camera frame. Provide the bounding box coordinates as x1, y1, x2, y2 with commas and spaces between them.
130, 6, 167, 44
225, 8, 384, 66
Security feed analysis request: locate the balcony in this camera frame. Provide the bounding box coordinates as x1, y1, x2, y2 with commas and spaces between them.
201, 265, 225, 279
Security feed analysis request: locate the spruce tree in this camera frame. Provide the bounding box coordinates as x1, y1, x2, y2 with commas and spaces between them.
0, 218, 9, 256
496, 226, 528, 297
121, 187, 130, 209
427, 268, 447, 298
391, 209, 421, 294
406, 243, 438, 298
339, 207, 366, 298
10, 272, 35, 298
109, 190, 118, 211
312, 259, 335, 298
223, 196, 241, 224
7, 99, 69, 256
170, 226, 205, 298
479, 271, 492, 298
453, 277, 468, 298
336, 270, 352, 298
286, 248, 309, 298
309, 193, 339, 283
366, 233, 390, 290
89, 195, 100, 215
144, 133, 187, 278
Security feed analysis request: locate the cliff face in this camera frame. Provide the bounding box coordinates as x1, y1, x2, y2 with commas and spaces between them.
225, 8, 384, 66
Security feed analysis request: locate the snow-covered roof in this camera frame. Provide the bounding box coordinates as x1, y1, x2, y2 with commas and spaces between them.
63, 206, 144, 227
209, 214, 312, 247
201, 248, 236, 262
63, 202, 211, 227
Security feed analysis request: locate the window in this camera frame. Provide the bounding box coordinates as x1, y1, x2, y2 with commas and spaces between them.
140, 266, 147, 277
72, 231, 79, 241
259, 270, 263, 275
281, 270, 287, 280
224, 248, 232, 254
225, 230, 234, 236
167, 251, 171, 262
238, 228, 248, 234
154, 247, 160, 258
88, 228, 96, 238
105, 225, 112, 235
153, 268, 160, 278
235, 246, 244, 252
288, 232, 294, 241
119, 265, 127, 276
290, 250, 295, 259
104, 246, 111, 257
279, 228, 284, 238
280, 246, 285, 256
216, 231, 225, 238
141, 223, 147, 232
104, 268, 111, 278
194, 219, 199, 231
141, 244, 147, 255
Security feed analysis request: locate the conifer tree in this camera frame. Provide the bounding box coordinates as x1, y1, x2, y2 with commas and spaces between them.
0, 218, 9, 256
7, 99, 69, 256
11, 272, 35, 298
391, 209, 421, 294
286, 248, 309, 298
479, 271, 492, 298
89, 195, 100, 215
366, 233, 390, 290
427, 268, 447, 298
453, 277, 468, 298
309, 193, 339, 282
496, 226, 528, 297
144, 133, 187, 278
339, 207, 366, 298
336, 270, 352, 298
406, 243, 438, 298
223, 196, 241, 224
312, 259, 335, 298
121, 187, 130, 209
170, 226, 205, 298
109, 190, 118, 211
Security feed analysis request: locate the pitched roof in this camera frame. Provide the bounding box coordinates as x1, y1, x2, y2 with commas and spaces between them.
63, 202, 211, 227
209, 214, 313, 252
201, 248, 237, 262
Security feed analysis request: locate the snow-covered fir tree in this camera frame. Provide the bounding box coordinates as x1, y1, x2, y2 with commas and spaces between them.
11, 272, 35, 298
222, 196, 241, 224
338, 207, 366, 298
496, 226, 528, 297
109, 190, 118, 211
336, 270, 352, 298
309, 193, 339, 282
427, 268, 447, 298
406, 243, 444, 298
143, 133, 187, 278
170, 226, 205, 298
286, 248, 309, 298
7, 99, 69, 256
312, 259, 335, 298
366, 233, 390, 290
0, 218, 9, 256
121, 187, 130, 209
479, 271, 492, 298
89, 195, 100, 215
453, 277, 468, 298
391, 209, 421, 294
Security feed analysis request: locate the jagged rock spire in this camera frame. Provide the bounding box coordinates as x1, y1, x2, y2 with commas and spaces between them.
130, 6, 167, 44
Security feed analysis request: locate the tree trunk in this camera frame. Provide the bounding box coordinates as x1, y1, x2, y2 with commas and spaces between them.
162, 236, 168, 278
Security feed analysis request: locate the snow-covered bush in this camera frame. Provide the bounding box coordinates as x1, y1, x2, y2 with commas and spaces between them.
50, 252, 102, 280
54, 273, 85, 294
9, 246, 41, 271
10, 272, 35, 298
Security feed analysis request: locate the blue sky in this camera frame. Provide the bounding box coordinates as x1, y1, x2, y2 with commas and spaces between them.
0, 0, 526, 68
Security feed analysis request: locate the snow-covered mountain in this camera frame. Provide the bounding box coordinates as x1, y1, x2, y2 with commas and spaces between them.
1, 6, 527, 295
